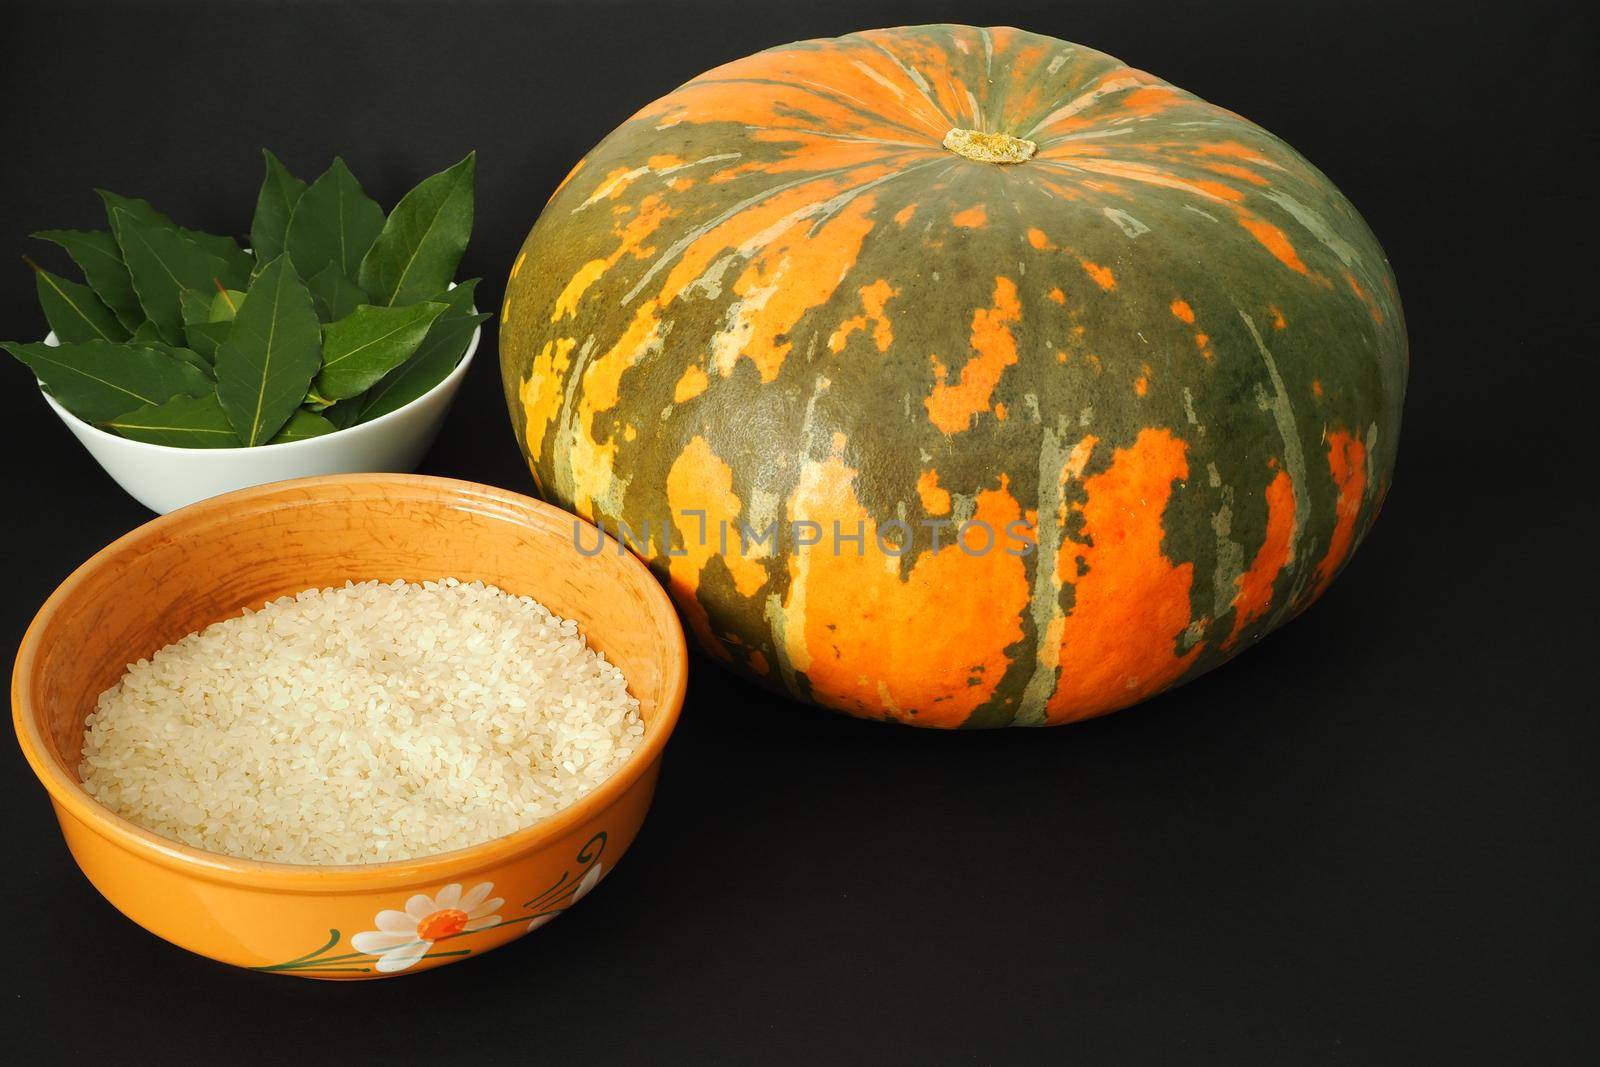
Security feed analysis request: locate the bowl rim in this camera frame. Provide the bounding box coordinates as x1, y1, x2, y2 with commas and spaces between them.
11, 473, 689, 892
36, 318, 481, 457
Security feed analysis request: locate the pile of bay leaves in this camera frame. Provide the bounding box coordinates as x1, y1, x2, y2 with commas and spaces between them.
3, 151, 486, 446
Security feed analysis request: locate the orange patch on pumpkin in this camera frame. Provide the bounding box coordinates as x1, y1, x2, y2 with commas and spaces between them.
1238, 215, 1315, 278
639, 59, 936, 143
567, 302, 664, 515
550, 194, 672, 322
1080, 259, 1116, 291
1121, 86, 1180, 116
1027, 227, 1053, 250
1047, 287, 1066, 305
1194, 180, 1247, 202
518, 337, 576, 464
1193, 141, 1279, 166
924, 276, 1022, 434
1047, 429, 1203, 723
1345, 271, 1385, 325
712, 193, 879, 382
674, 364, 709, 402
1269, 304, 1287, 330
916, 469, 951, 515
656, 168, 894, 305
552, 260, 607, 322
1170, 299, 1195, 324
828, 278, 898, 353
783, 454, 1030, 726
665, 436, 771, 658
1224, 468, 1296, 648
1310, 429, 1367, 601
952, 205, 988, 228
894, 203, 917, 226
1202, 161, 1270, 185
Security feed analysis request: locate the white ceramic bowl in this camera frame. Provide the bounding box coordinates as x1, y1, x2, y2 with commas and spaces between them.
38, 321, 480, 514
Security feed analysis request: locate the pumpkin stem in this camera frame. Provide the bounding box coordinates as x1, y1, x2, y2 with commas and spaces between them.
942, 128, 1037, 164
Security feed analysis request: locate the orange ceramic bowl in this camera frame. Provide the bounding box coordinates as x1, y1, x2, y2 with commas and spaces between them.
12, 474, 687, 979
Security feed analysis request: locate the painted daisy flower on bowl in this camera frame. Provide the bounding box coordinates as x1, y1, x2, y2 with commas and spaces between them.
352, 881, 504, 973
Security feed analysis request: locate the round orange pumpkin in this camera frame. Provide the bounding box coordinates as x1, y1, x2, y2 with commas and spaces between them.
500, 25, 1406, 727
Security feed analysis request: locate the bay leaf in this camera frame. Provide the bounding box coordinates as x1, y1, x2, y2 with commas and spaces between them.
210, 288, 246, 322
3, 339, 212, 422
285, 157, 384, 282
314, 301, 446, 400
31, 262, 130, 343
186, 233, 253, 290
32, 229, 143, 330
360, 311, 486, 422
113, 208, 234, 344
142, 339, 215, 378
184, 320, 232, 362
249, 149, 306, 264
359, 280, 481, 420
320, 395, 367, 428
358, 152, 475, 306
180, 288, 214, 326
98, 189, 173, 233
99, 190, 251, 289
307, 262, 367, 322
213, 254, 323, 445
268, 409, 337, 444
129, 321, 165, 345
103, 392, 239, 447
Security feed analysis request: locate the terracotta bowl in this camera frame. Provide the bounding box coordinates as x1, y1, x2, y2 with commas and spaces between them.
12, 474, 688, 979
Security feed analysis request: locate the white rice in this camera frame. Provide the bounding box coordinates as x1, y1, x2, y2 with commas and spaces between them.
80, 578, 644, 865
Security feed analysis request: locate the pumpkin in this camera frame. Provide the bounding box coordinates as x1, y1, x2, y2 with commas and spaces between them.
500, 25, 1406, 728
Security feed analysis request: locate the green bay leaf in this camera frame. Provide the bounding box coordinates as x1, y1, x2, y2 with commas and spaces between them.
249, 150, 307, 264
180, 288, 213, 326
320, 395, 367, 428
307, 262, 368, 322
358, 152, 475, 306
360, 299, 485, 421
285, 158, 384, 283
141, 339, 215, 377
99, 190, 251, 288
32, 229, 143, 329
103, 392, 238, 447
31, 263, 130, 343
210, 288, 246, 322
185, 233, 253, 290
113, 209, 235, 345
269, 409, 337, 444
98, 189, 173, 234
4, 339, 213, 422
184, 320, 232, 362
214, 254, 323, 445
314, 301, 446, 400
129, 321, 164, 344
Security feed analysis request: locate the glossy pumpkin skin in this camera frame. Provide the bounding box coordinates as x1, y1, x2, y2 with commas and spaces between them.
501, 25, 1406, 728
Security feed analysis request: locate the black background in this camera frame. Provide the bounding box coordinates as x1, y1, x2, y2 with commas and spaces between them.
2, 1, 1595, 1062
